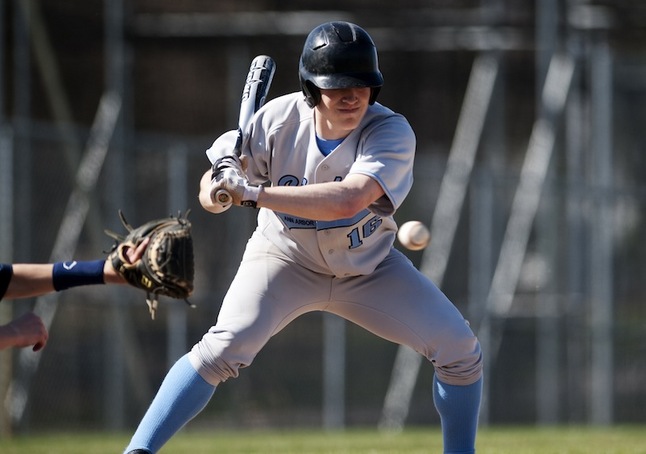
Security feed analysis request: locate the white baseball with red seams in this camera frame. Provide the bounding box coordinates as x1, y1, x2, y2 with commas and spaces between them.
397, 220, 431, 251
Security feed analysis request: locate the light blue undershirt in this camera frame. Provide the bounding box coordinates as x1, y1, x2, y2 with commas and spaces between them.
316, 136, 344, 156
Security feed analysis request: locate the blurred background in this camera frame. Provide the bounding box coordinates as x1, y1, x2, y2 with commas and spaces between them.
1, 0, 645, 437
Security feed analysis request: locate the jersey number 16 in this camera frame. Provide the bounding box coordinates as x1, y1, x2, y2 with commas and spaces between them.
347, 216, 382, 249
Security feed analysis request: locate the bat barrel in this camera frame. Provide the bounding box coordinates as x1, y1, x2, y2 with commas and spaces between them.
238, 56, 276, 129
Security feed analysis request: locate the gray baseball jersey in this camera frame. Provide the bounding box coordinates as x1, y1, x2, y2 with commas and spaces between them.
208, 92, 415, 277
194, 92, 482, 388
246, 92, 414, 277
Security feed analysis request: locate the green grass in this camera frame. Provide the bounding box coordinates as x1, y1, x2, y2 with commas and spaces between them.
1, 426, 645, 453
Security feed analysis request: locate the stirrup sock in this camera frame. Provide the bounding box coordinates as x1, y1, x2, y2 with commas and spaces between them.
124, 354, 215, 453
433, 375, 483, 454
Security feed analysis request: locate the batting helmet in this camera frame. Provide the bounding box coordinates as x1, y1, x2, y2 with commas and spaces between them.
299, 21, 384, 108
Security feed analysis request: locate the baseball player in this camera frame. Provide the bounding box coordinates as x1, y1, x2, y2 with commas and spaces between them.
124, 21, 483, 454
0, 240, 148, 350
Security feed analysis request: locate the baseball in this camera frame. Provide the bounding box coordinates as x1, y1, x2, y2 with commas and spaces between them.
397, 220, 430, 251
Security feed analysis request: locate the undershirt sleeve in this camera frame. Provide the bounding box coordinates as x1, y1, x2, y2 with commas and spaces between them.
0, 263, 14, 301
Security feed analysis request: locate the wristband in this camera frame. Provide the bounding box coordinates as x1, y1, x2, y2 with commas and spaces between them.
53, 260, 106, 291
241, 185, 262, 209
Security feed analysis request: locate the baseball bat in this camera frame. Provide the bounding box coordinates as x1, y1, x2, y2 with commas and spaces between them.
213, 55, 276, 207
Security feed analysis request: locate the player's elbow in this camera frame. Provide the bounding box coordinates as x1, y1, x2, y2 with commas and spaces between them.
198, 170, 228, 214
330, 174, 383, 219
333, 179, 383, 219
331, 192, 372, 219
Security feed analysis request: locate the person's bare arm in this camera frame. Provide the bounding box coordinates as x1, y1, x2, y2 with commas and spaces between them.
4, 264, 55, 299
259, 174, 384, 220
200, 170, 384, 221
5, 239, 149, 298
0, 311, 48, 351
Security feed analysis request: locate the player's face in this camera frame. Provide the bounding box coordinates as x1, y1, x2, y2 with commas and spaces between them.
315, 87, 371, 140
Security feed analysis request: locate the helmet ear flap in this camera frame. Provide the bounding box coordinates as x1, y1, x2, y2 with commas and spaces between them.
301, 79, 321, 108
369, 87, 381, 105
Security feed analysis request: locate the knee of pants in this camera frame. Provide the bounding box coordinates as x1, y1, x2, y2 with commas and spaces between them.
430, 334, 483, 386
188, 328, 260, 386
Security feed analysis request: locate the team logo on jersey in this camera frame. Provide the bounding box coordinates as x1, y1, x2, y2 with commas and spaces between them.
277, 175, 301, 186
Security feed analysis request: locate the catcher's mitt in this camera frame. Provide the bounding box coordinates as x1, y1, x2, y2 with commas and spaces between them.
106, 210, 195, 319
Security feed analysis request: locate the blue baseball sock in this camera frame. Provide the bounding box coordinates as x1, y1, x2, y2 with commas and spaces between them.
433, 375, 483, 454
124, 354, 215, 454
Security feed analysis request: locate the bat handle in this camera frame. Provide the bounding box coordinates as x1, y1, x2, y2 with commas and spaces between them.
214, 188, 233, 207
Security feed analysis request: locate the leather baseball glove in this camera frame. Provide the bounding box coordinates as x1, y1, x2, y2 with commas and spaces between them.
106, 210, 195, 319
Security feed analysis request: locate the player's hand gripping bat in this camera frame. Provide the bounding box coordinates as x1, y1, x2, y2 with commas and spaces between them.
212, 55, 276, 209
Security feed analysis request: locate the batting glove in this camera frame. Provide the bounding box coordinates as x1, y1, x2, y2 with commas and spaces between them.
211, 167, 262, 209
211, 155, 244, 181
